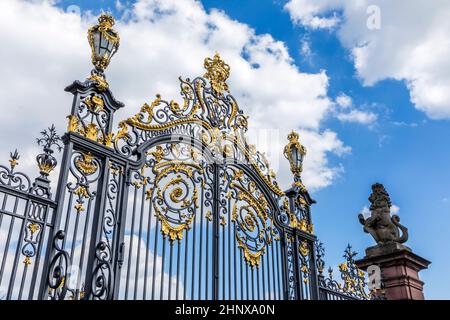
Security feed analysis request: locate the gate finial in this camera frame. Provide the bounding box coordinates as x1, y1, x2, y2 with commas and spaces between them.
204, 52, 231, 96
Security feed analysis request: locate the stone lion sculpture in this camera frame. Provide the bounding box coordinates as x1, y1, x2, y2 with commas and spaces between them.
358, 183, 408, 245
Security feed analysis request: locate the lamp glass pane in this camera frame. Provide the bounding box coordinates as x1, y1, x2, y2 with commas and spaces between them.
93, 32, 101, 54
292, 146, 299, 166
99, 33, 110, 57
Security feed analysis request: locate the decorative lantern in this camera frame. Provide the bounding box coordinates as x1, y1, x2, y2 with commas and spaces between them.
88, 13, 120, 71
283, 131, 306, 181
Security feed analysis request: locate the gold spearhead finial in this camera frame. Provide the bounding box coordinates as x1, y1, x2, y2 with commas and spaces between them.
203, 52, 231, 96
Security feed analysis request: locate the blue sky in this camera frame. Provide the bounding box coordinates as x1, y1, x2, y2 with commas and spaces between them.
204, 0, 450, 299
1, 0, 449, 299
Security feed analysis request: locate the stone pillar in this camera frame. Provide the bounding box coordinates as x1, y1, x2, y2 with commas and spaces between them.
356, 183, 431, 300
356, 243, 430, 300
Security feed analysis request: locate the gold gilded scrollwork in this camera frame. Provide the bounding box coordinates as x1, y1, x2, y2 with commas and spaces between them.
337, 245, 371, 299
145, 146, 204, 243
298, 240, 311, 284
88, 74, 109, 91
75, 152, 98, 176
67, 95, 113, 148
113, 54, 284, 198
282, 197, 313, 233
299, 240, 309, 257
203, 53, 230, 96
229, 169, 276, 268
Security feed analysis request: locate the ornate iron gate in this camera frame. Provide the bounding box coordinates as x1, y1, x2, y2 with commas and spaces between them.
0, 14, 375, 301
44, 52, 320, 300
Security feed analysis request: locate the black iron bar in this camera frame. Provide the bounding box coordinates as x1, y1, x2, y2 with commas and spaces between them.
69, 200, 82, 269
275, 240, 281, 299
183, 227, 189, 300
28, 204, 51, 299
198, 188, 204, 299
0, 193, 9, 238
175, 240, 180, 299
0, 198, 16, 285
245, 258, 249, 300
251, 265, 255, 300
233, 212, 237, 300
211, 164, 220, 300
205, 210, 209, 299
143, 191, 153, 299
168, 240, 174, 299
125, 185, 138, 299
134, 185, 146, 299
61, 191, 74, 249
77, 197, 92, 298
222, 220, 225, 300
17, 263, 28, 300
240, 249, 244, 299
258, 255, 266, 299
267, 242, 272, 300
1, 197, 21, 292
160, 237, 166, 300
191, 203, 197, 300
151, 211, 159, 300
6, 198, 30, 299
227, 198, 231, 300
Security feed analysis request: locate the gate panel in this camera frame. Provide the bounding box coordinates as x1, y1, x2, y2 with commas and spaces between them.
218, 165, 285, 300
116, 142, 215, 300
0, 151, 57, 300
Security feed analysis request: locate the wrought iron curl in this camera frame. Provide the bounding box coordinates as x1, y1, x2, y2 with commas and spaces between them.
0, 150, 31, 191
90, 241, 113, 300
47, 231, 71, 300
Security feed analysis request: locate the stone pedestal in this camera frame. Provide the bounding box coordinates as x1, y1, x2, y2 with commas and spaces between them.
356, 245, 430, 300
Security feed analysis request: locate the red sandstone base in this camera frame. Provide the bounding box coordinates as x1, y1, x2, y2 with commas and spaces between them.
356, 249, 430, 300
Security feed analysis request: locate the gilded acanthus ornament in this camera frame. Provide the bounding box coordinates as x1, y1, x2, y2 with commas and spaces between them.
203, 53, 231, 96
75, 152, 98, 176
88, 73, 109, 91
358, 183, 408, 245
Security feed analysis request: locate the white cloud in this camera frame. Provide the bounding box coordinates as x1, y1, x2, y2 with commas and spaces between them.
333, 93, 378, 125
284, 0, 341, 29
300, 36, 313, 60
0, 0, 349, 190
284, 0, 450, 120
391, 204, 400, 215
360, 206, 370, 218
335, 93, 352, 109
360, 204, 400, 219
337, 109, 377, 125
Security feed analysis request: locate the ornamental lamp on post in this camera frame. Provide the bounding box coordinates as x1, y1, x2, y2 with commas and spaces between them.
284, 131, 306, 184
88, 13, 120, 73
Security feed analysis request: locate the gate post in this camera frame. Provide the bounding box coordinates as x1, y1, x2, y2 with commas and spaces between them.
41, 71, 124, 299
40, 13, 124, 300
356, 183, 431, 300
282, 131, 319, 300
